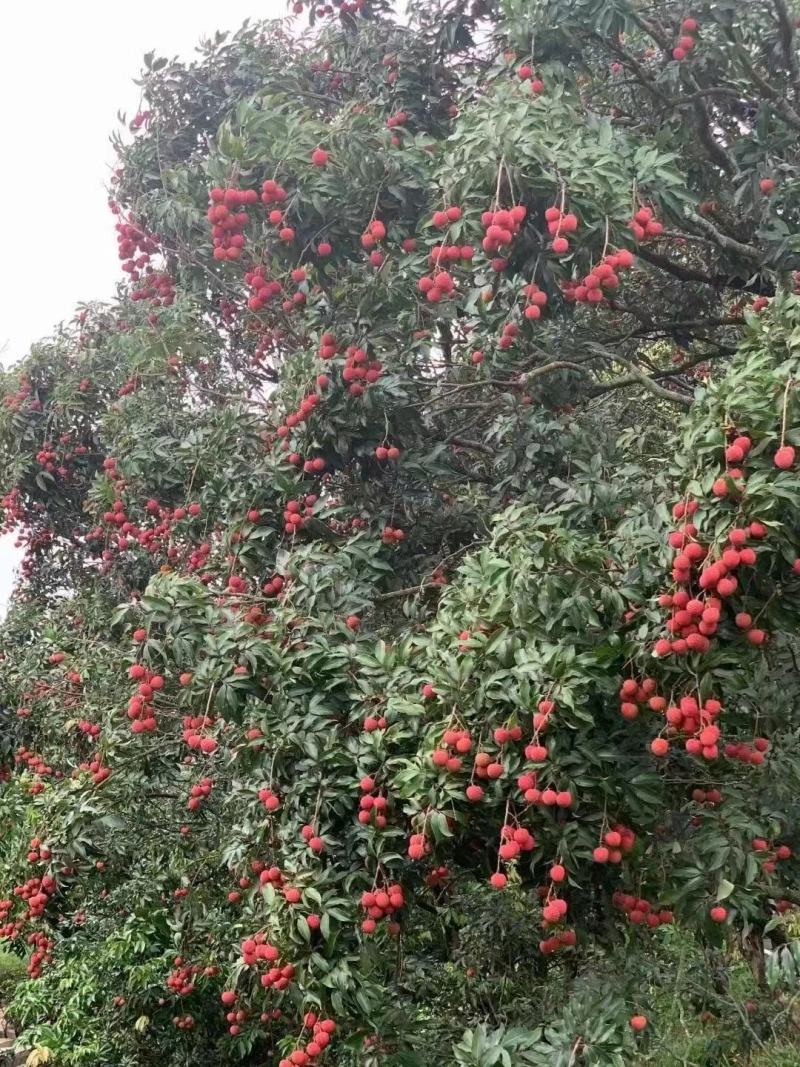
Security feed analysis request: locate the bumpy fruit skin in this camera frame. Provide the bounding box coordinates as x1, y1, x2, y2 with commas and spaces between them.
774, 445, 795, 469
709, 906, 728, 923
629, 1015, 648, 1032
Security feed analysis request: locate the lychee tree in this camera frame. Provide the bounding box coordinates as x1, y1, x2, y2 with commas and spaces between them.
1, 1, 800, 1064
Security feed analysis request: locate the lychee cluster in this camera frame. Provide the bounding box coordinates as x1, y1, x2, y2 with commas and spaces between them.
544, 205, 578, 255
627, 205, 664, 242
612, 892, 674, 928
481, 204, 527, 263
360, 883, 404, 934
187, 777, 213, 811
207, 187, 258, 261
562, 249, 635, 305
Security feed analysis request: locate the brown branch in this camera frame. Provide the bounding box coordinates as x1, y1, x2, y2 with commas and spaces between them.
524, 360, 588, 381
634, 245, 716, 285
375, 583, 440, 603
435, 400, 506, 411
626, 246, 776, 294
730, 39, 800, 130
589, 347, 735, 398
652, 350, 736, 378
420, 362, 587, 410
628, 12, 671, 52
601, 306, 743, 338
687, 213, 761, 261
596, 34, 671, 105
665, 87, 750, 104
588, 374, 688, 402
586, 346, 693, 408
773, 0, 800, 99
690, 93, 739, 176
447, 436, 494, 454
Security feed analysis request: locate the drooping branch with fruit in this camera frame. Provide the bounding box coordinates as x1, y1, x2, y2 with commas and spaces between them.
0, 2, 799, 1065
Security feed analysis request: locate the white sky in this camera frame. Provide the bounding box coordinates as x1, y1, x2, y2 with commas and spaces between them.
0, 0, 285, 613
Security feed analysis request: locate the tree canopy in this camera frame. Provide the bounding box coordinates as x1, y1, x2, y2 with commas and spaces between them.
1, 1, 800, 1064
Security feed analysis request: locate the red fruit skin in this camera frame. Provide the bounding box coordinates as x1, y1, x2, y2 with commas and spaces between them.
775, 445, 795, 469
629, 1015, 648, 1032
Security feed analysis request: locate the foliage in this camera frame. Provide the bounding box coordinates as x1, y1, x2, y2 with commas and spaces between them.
1, 0, 800, 1064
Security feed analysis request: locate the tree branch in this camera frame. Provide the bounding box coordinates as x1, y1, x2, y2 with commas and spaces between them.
690, 92, 740, 176
687, 213, 762, 262
421, 362, 587, 409
447, 436, 494, 454
773, 0, 800, 99
586, 346, 694, 408
524, 360, 589, 381
375, 583, 440, 602
627, 12, 671, 52
634, 245, 716, 285
730, 39, 800, 130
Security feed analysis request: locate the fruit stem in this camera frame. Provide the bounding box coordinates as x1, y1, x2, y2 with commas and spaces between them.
599, 797, 608, 842
505, 165, 515, 204
493, 157, 506, 211
495, 797, 511, 871
779, 376, 795, 446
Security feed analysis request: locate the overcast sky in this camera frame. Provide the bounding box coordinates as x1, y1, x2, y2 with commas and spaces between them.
0, 0, 285, 614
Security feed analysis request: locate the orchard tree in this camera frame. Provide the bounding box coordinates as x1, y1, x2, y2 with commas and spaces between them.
1, 1, 800, 1064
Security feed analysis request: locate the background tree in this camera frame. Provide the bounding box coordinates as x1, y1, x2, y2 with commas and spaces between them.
1, 1, 800, 1064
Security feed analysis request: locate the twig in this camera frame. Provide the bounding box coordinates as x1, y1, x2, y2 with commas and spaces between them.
375, 583, 441, 603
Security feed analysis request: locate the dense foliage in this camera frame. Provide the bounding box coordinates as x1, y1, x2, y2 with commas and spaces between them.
1, 1, 800, 1063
